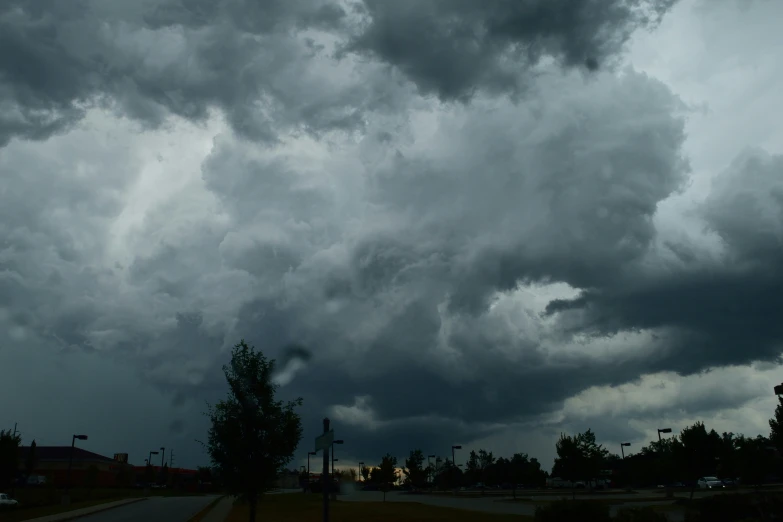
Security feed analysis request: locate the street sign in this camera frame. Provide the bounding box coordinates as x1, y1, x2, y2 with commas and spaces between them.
315, 429, 334, 451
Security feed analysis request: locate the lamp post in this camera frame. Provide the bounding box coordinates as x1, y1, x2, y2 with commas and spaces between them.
657, 428, 672, 442
64, 434, 88, 505
451, 445, 462, 466
160, 447, 166, 468
620, 442, 630, 459
331, 440, 344, 479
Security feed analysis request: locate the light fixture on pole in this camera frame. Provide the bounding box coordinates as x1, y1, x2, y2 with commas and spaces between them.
620, 442, 630, 459
66, 434, 88, 497
657, 428, 672, 442
451, 445, 462, 466
331, 440, 344, 479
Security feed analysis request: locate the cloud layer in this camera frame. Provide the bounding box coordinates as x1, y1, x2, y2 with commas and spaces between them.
2, 0, 782, 469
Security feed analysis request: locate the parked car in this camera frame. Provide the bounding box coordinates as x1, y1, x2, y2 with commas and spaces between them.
697, 477, 725, 489
0, 493, 19, 507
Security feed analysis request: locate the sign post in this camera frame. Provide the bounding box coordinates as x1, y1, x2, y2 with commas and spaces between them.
316, 418, 333, 522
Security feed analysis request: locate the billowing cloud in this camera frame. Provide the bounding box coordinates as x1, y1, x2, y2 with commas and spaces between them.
343, 0, 677, 100
2, 0, 783, 471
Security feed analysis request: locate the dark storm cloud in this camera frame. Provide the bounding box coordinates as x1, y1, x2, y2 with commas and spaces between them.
0, 0, 381, 147
545, 148, 783, 374
344, 0, 678, 100
3, 0, 780, 470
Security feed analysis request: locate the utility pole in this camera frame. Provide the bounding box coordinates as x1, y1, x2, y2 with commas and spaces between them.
322, 418, 330, 522
12, 423, 17, 437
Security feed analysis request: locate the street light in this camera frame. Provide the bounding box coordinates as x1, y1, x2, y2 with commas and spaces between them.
331, 440, 344, 479
657, 428, 672, 442
66, 434, 89, 496
620, 443, 631, 459
160, 447, 166, 468
148, 450, 159, 465
451, 445, 462, 466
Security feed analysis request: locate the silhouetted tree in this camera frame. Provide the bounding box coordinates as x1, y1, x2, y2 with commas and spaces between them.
402, 450, 427, 488
25, 439, 38, 479
770, 396, 783, 451
160, 462, 169, 485
0, 429, 21, 490
360, 465, 370, 482
203, 340, 303, 522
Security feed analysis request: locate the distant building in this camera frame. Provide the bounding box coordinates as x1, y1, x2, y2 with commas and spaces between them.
17, 446, 199, 489
17, 446, 132, 487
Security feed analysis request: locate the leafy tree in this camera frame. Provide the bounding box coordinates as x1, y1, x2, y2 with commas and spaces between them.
433, 459, 462, 490
372, 454, 398, 501
360, 465, 370, 482
25, 439, 38, 479
204, 340, 304, 522
402, 450, 427, 488
0, 429, 21, 490
160, 462, 169, 485
348, 468, 357, 482
770, 396, 783, 451
675, 422, 721, 499
735, 435, 774, 487
196, 466, 213, 483
553, 433, 585, 498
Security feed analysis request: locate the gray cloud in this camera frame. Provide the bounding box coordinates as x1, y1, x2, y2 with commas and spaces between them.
545, 148, 783, 374
0, 0, 407, 146
3, 0, 782, 471
344, 0, 678, 100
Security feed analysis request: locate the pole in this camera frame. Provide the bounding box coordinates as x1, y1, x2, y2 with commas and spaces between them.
452, 447, 455, 466
658, 430, 661, 442
621, 445, 625, 459
12, 423, 17, 437
322, 418, 330, 522
161, 448, 165, 468
65, 435, 76, 502
331, 444, 335, 479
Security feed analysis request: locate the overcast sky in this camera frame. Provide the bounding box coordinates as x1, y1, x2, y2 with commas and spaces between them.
1, 0, 782, 473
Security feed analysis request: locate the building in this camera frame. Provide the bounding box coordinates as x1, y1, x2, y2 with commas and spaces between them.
18, 446, 133, 487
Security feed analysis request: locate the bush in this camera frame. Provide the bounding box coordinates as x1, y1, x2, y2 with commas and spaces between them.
614, 507, 669, 522
534, 500, 610, 522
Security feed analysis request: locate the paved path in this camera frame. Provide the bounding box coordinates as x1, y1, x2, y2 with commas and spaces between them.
75, 495, 219, 522
201, 496, 234, 522
24, 498, 145, 522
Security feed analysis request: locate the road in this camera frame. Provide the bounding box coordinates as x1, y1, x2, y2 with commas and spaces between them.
77, 495, 220, 522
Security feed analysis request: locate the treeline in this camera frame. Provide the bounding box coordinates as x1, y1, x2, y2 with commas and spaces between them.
359, 449, 546, 491
554, 396, 783, 490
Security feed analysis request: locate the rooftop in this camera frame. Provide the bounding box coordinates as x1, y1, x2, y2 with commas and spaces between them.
18, 446, 116, 463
